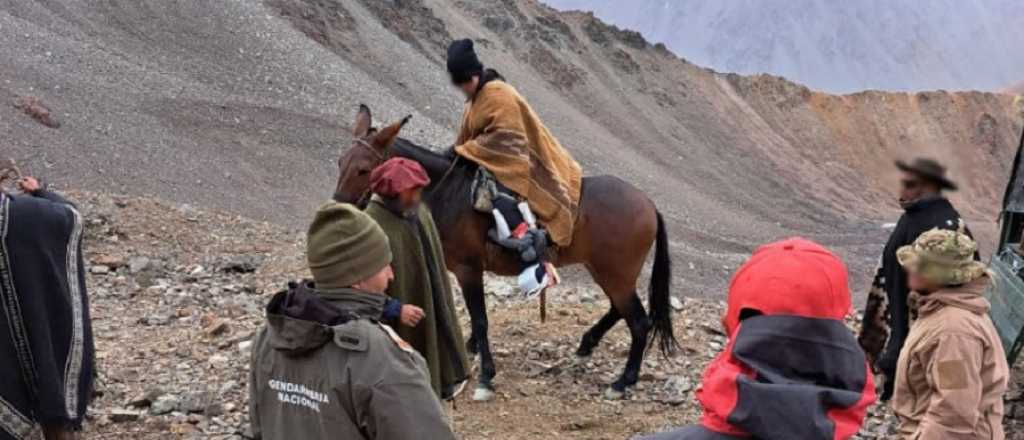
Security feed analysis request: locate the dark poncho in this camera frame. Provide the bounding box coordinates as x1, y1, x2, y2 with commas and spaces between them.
862, 196, 970, 400
0, 191, 94, 438
365, 198, 469, 399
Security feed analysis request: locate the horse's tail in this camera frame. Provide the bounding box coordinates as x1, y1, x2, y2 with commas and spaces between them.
647, 210, 679, 357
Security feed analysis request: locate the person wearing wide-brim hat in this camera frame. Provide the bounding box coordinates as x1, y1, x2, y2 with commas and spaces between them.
895, 158, 959, 192
891, 228, 1008, 440
858, 157, 976, 401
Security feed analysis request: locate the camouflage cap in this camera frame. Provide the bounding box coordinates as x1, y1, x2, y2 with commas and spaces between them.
897, 227, 987, 286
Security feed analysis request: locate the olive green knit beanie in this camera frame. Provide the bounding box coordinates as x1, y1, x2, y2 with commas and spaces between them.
307, 202, 392, 289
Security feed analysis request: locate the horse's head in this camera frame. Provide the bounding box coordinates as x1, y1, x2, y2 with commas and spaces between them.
333, 104, 411, 206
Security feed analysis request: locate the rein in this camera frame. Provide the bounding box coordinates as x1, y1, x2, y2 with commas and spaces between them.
349, 137, 460, 206
433, 155, 461, 193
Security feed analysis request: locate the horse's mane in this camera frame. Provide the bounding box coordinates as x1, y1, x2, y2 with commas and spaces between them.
392, 137, 477, 231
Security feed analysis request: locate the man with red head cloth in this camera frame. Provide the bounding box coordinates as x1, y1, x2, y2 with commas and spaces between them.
364, 158, 470, 401
638, 238, 876, 440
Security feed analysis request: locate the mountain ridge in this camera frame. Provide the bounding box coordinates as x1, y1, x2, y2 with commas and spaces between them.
546, 0, 1024, 93
2, 0, 1020, 296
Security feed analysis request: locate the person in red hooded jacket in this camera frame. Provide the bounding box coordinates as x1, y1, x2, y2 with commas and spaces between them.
637, 238, 877, 440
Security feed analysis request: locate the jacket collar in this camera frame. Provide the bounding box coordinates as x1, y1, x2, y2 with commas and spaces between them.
473, 69, 504, 99
263, 282, 386, 356
316, 286, 388, 320
912, 276, 991, 317
902, 194, 949, 213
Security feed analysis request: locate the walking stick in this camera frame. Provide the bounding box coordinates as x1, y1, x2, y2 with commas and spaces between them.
538, 262, 560, 323
539, 288, 547, 323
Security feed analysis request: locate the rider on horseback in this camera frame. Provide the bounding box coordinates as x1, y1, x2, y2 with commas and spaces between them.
446, 38, 581, 296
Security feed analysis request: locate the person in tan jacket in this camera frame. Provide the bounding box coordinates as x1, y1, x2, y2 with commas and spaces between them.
893, 227, 1009, 440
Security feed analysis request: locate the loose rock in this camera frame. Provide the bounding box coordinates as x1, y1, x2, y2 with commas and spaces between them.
150, 395, 180, 416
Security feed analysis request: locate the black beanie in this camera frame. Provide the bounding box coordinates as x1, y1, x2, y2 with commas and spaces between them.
447, 39, 484, 84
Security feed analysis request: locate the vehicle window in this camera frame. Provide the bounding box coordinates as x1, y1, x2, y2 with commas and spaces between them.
1004, 212, 1024, 252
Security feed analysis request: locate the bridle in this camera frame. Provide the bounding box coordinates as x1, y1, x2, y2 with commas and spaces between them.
354, 138, 387, 162
347, 137, 461, 206
349, 138, 388, 207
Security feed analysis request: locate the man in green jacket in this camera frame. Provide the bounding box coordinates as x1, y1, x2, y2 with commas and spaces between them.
248, 202, 456, 440
364, 158, 470, 401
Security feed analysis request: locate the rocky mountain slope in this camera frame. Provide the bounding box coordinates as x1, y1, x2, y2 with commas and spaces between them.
3, 0, 1021, 296
546, 0, 1024, 93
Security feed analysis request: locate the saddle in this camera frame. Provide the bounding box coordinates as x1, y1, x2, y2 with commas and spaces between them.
472, 169, 559, 296
470, 168, 499, 213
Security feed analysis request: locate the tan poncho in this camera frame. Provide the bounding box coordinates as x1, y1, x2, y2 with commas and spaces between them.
454, 81, 582, 247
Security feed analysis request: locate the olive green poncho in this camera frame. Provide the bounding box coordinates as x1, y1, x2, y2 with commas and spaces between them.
365, 198, 469, 399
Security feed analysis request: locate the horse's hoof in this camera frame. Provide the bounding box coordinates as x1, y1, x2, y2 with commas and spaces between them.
603, 386, 625, 400
472, 386, 495, 402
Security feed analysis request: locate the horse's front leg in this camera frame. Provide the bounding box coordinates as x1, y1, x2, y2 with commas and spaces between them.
454, 264, 496, 401
466, 333, 478, 355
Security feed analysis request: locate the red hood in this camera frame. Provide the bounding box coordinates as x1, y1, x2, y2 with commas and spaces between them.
698, 316, 876, 439
698, 238, 874, 439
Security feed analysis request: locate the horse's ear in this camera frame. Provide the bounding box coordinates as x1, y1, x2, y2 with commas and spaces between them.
373, 115, 411, 151
353, 104, 372, 137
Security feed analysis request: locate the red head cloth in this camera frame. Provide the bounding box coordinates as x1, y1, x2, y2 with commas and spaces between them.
370, 158, 430, 197
722, 237, 851, 336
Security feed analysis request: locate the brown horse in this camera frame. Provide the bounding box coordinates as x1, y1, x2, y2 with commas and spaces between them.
334, 105, 677, 400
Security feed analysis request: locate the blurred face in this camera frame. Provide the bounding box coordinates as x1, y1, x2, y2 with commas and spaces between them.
397, 188, 424, 211
899, 171, 939, 204
907, 270, 941, 294
353, 264, 394, 294
455, 76, 480, 100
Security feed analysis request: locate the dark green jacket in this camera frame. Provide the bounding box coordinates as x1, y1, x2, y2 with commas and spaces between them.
365, 198, 470, 399
248, 283, 456, 440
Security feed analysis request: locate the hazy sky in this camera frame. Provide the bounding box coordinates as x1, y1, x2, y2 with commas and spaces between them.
545, 0, 1024, 93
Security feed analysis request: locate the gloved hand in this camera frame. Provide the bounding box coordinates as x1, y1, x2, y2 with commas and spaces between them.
489, 228, 538, 263
519, 233, 537, 262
